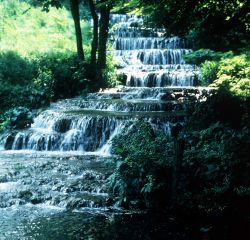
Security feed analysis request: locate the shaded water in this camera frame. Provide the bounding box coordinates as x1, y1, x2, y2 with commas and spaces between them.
0, 206, 191, 240
0, 151, 192, 240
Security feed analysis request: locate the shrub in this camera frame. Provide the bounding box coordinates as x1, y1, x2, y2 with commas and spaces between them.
0, 51, 35, 86
103, 58, 120, 88
199, 60, 219, 85
0, 50, 93, 132
0, 107, 33, 131
183, 49, 231, 65
188, 87, 246, 129
211, 54, 250, 98
33, 52, 88, 100
181, 122, 250, 218
108, 121, 172, 208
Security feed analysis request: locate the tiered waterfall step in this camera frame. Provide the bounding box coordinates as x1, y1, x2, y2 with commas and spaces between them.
110, 14, 195, 87
87, 86, 216, 101
113, 37, 189, 50
0, 86, 218, 152
3, 111, 184, 152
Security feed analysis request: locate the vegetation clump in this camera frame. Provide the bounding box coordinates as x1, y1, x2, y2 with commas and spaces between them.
109, 121, 173, 209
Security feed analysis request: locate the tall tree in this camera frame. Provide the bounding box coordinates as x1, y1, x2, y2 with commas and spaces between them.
85, 0, 112, 71
87, 0, 98, 67
136, 0, 250, 50
97, 0, 112, 70
70, 0, 84, 61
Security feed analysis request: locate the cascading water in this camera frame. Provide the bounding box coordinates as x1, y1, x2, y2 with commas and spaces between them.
1, 14, 206, 153
111, 16, 198, 88
0, 14, 215, 239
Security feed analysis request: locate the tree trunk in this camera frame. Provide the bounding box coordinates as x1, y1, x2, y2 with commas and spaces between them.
171, 137, 184, 208
70, 0, 84, 61
88, 0, 98, 67
97, 1, 110, 69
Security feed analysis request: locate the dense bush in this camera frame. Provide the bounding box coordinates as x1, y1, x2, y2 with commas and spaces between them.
180, 83, 250, 235
179, 122, 250, 235
0, 51, 36, 85
33, 52, 91, 100
102, 55, 121, 88
199, 60, 219, 85
0, 107, 33, 131
183, 49, 228, 65
183, 49, 230, 85
211, 54, 250, 98
109, 121, 172, 208
0, 51, 89, 104
0, 83, 49, 111
0, 50, 94, 131
184, 49, 250, 95
188, 88, 247, 129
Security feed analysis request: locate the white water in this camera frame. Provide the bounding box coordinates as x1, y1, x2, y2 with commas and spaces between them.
0, 14, 212, 157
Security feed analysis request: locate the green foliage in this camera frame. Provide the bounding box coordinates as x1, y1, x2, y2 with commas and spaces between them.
109, 121, 172, 208
102, 55, 121, 88
186, 49, 250, 95
0, 50, 93, 131
0, 83, 47, 112
7, 107, 33, 129
133, 0, 249, 50
181, 122, 250, 216
183, 49, 226, 86
0, 0, 91, 56
183, 49, 227, 65
33, 52, 90, 100
0, 51, 36, 85
188, 87, 247, 130
0, 0, 95, 130
0, 107, 33, 131
199, 60, 219, 85
211, 54, 250, 98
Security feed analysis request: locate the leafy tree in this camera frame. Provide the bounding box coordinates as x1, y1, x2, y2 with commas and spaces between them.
127, 0, 250, 51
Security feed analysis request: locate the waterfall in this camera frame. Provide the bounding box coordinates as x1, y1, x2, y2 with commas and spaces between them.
0, 14, 213, 155
111, 14, 198, 88
0, 14, 217, 234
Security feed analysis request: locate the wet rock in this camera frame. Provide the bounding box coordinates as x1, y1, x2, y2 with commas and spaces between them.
160, 93, 175, 101
4, 133, 16, 150
18, 190, 33, 200
53, 118, 71, 133
30, 196, 42, 204
7, 198, 26, 207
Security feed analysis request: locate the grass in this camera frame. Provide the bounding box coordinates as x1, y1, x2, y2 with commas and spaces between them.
0, 0, 91, 56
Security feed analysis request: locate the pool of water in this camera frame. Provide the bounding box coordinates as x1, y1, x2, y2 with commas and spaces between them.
0, 205, 192, 240
0, 150, 192, 240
